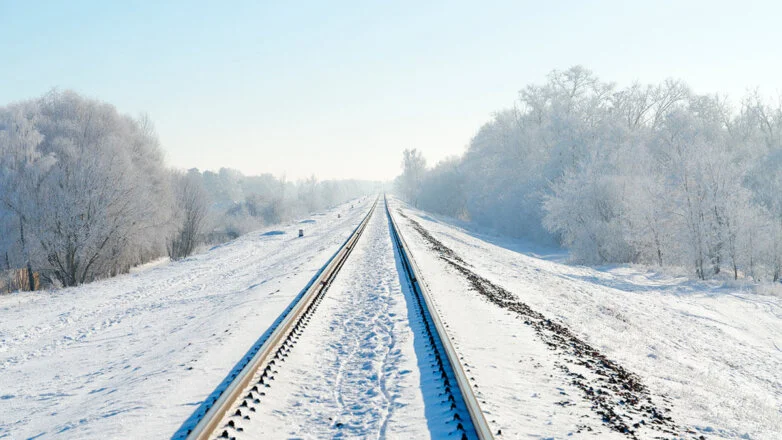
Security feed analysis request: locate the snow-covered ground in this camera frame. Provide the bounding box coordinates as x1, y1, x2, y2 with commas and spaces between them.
390, 197, 781, 440
0, 197, 374, 439
2, 194, 779, 439
241, 200, 460, 438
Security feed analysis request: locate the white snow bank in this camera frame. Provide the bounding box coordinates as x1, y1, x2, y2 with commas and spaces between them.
0, 198, 374, 439
392, 198, 781, 440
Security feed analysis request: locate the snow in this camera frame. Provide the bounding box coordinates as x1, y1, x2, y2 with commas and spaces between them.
233, 200, 462, 438
2, 194, 779, 439
0, 197, 374, 439
390, 197, 782, 440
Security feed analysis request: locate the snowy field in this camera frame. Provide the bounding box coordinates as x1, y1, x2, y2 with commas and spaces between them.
390, 198, 781, 440
0, 197, 374, 439
2, 194, 779, 440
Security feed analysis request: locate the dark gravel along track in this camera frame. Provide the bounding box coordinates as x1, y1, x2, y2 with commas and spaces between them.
402, 212, 703, 440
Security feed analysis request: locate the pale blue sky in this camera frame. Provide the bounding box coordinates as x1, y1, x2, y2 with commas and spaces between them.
2, 1, 780, 180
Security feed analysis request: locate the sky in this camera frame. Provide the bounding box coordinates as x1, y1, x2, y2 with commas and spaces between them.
1, 0, 781, 181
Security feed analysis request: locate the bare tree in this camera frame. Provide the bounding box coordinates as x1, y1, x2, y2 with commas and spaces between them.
399, 148, 427, 206
168, 172, 209, 260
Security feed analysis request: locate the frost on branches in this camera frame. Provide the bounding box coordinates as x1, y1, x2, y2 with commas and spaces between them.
405, 66, 782, 282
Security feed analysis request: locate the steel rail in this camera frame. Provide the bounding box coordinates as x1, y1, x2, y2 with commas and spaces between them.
185, 197, 378, 440
385, 194, 494, 440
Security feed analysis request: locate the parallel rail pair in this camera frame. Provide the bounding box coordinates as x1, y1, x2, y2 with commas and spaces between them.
183, 196, 492, 440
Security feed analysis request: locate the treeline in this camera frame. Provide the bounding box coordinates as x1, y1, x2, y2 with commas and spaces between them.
189, 167, 378, 240
398, 66, 782, 282
0, 91, 376, 291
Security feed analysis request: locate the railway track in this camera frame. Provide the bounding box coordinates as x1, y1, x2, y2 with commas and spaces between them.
182, 195, 492, 440
385, 196, 493, 440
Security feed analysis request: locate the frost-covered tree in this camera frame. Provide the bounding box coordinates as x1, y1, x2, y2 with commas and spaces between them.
188, 168, 377, 239
0, 91, 173, 287
543, 155, 634, 264
1, 91, 378, 291
398, 149, 427, 206
168, 171, 209, 260
0, 102, 47, 290
298, 175, 318, 212
407, 66, 782, 282
417, 157, 466, 219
